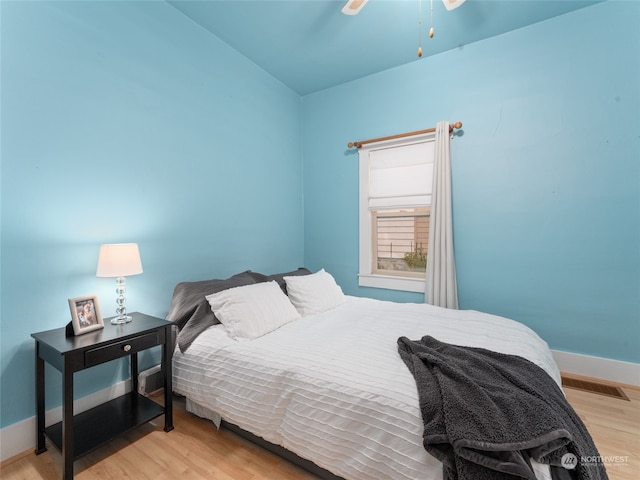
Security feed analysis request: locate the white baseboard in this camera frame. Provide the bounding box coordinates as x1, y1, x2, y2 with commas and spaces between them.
552, 350, 640, 387
0, 379, 130, 463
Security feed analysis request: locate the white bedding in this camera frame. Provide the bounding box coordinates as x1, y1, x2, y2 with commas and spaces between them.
172, 296, 561, 480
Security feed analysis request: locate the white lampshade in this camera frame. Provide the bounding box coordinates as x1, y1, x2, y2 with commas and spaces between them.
96, 243, 143, 278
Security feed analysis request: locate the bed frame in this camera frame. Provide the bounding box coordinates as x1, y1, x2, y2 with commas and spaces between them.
221, 420, 344, 480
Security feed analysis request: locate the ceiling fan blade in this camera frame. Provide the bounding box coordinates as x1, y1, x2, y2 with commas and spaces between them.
342, 0, 369, 16
442, 0, 467, 11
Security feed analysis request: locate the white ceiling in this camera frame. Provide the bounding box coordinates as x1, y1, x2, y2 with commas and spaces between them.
168, 0, 602, 95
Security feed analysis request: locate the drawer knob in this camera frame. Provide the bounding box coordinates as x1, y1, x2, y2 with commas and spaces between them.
123, 344, 132, 352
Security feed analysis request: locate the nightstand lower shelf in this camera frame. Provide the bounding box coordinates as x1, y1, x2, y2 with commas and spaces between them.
45, 393, 164, 459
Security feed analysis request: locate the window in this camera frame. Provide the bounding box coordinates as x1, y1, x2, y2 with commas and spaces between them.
373, 207, 430, 277
358, 133, 435, 292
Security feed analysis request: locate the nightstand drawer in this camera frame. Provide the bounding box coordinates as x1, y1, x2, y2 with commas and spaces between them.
85, 331, 161, 367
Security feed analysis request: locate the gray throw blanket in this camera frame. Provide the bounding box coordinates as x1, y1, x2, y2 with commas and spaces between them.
397, 336, 608, 480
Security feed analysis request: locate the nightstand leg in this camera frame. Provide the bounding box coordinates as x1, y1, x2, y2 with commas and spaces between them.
62, 361, 74, 480
163, 340, 173, 432
131, 352, 139, 396
35, 345, 46, 454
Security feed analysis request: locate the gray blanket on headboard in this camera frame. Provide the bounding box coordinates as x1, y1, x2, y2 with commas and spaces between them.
166, 271, 265, 352
166, 268, 311, 353
397, 336, 608, 480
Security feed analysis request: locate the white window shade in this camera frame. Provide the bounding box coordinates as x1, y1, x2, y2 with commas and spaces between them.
368, 141, 434, 209
359, 134, 436, 293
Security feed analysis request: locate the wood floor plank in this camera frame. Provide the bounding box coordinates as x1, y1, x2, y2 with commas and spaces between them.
2, 377, 638, 480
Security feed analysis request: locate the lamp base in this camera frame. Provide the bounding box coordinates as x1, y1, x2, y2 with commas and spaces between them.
111, 315, 133, 325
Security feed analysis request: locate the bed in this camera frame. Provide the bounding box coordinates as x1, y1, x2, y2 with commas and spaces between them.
167, 268, 577, 480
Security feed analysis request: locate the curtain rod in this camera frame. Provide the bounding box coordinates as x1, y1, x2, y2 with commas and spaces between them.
347, 121, 463, 149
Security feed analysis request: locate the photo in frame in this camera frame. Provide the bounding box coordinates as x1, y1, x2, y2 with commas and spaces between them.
68, 295, 104, 335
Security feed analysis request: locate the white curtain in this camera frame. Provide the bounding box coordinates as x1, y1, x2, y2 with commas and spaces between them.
425, 121, 459, 308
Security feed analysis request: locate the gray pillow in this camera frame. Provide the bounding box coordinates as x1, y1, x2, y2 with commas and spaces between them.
167, 270, 266, 352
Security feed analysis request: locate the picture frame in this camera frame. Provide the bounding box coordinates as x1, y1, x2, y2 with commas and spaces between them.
68, 295, 104, 335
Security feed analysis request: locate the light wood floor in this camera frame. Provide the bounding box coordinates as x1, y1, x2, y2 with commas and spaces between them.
2, 376, 639, 480
561, 375, 640, 480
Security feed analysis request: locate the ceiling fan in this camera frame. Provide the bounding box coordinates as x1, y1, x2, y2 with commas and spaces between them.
342, 0, 466, 16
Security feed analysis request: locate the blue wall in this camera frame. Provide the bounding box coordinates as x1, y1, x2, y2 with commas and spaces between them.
0, 1, 303, 428
302, 2, 639, 363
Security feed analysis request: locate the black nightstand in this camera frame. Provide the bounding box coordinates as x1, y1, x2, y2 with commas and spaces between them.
32, 312, 174, 480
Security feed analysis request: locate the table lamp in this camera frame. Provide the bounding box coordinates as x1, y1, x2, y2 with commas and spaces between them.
96, 243, 143, 324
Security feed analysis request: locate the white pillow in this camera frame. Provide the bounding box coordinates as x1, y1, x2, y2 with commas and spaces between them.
206, 281, 300, 340
284, 269, 346, 316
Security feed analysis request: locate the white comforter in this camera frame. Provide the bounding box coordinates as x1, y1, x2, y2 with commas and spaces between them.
173, 296, 561, 480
